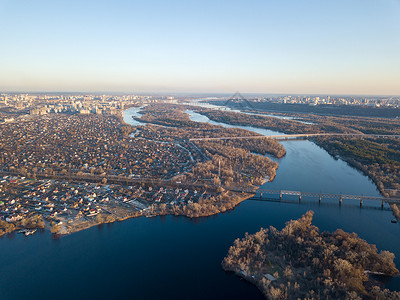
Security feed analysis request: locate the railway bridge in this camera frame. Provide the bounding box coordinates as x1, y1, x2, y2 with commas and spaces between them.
229, 188, 400, 208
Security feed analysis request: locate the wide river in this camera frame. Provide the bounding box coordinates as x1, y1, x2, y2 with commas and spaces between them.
0, 107, 399, 299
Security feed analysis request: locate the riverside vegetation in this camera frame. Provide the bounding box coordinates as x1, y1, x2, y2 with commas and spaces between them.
193, 108, 354, 135
391, 203, 400, 221
315, 137, 400, 198
0, 213, 45, 236
222, 211, 400, 300
210, 100, 400, 119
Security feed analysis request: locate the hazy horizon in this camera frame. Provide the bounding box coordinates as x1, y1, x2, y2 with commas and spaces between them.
1, 91, 400, 98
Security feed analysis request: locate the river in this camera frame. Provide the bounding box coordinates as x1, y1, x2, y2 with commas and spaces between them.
0, 106, 399, 299
186, 110, 380, 196
186, 100, 312, 124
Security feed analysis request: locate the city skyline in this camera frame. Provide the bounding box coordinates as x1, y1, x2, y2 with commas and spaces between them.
1, 0, 400, 95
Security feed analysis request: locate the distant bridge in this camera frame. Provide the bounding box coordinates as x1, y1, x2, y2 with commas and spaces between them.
223, 92, 256, 110
229, 188, 400, 208
189, 133, 400, 142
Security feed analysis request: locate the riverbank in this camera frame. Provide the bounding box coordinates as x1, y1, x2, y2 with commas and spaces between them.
58, 210, 142, 236
313, 137, 400, 198
51, 190, 254, 236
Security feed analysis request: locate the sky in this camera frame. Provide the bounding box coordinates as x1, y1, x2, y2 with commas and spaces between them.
0, 0, 400, 95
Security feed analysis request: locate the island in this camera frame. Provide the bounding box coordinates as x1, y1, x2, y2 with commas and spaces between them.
222, 211, 400, 299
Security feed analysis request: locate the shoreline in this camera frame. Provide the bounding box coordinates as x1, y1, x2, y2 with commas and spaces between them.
312, 139, 397, 198
50, 190, 254, 236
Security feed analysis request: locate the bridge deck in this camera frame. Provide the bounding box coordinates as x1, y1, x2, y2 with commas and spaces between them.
231, 188, 400, 205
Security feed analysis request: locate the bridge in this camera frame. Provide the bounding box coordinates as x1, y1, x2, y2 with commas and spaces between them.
189, 133, 400, 142
229, 187, 400, 208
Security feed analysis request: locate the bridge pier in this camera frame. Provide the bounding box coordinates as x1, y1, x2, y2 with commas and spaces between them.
243, 188, 395, 208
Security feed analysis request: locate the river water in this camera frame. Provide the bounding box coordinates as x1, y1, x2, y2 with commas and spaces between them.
186, 100, 312, 124
0, 107, 399, 299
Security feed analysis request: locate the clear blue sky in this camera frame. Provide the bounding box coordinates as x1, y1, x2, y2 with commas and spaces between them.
1, 0, 399, 95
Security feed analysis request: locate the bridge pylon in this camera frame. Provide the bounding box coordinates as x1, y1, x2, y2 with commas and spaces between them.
223, 92, 255, 110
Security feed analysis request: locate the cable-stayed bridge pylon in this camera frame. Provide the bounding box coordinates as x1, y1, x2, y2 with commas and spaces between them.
223, 92, 255, 110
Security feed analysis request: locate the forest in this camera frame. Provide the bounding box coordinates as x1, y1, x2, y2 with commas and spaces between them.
148, 190, 252, 218
210, 100, 400, 119
299, 114, 400, 135
214, 138, 286, 158
222, 211, 400, 299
